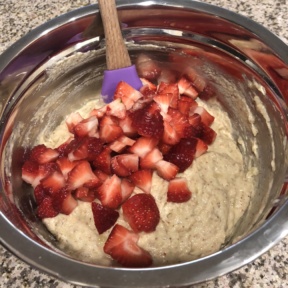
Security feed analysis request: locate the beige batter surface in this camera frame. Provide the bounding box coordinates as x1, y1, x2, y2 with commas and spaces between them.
40, 96, 258, 266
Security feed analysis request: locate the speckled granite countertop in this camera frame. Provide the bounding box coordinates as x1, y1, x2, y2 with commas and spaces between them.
0, 0, 287, 287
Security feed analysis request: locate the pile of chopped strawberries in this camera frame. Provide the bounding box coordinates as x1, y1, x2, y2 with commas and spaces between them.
21, 60, 216, 268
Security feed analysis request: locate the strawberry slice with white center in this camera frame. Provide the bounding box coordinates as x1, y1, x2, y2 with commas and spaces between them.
111, 154, 139, 177
89, 105, 107, 118
177, 76, 199, 99
177, 95, 198, 116
122, 193, 160, 233
114, 81, 143, 110
155, 160, 179, 181
94, 170, 109, 184
140, 147, 163, 169
191, 106, 214, 126
118, 112, 138, 137
140, 78, 157, 91
153, 94, 171, 115
97, 174, 122, 209
65, 112, 83, 133
74, 187, 96, 202
162, 120, 180, 145
41, 170, 66, 195
67, 161, 99, 190
129, 137, 158, 158
73, 116, 99, 138
167, 108, 190, 138
109, 135, 136, 153
120, 178, 135, 202
29, 144, 59, 164
106, 98, 127, 119
99, 116, 123, 143
56, 157, 78, 179
195, 138, 208, 158
92, 146, 112, 175
92, 202, 119, 234
37, 197, 59, 219
157, 82, 179, 109
129, 169, 152, 194
104, 224, 153, 268
167, 177, 192, 203
52, 187, 78, 215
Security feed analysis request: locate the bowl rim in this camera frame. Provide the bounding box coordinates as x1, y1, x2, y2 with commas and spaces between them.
0, 1, 288, 287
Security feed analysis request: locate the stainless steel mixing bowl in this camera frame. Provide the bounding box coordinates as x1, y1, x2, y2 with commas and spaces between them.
0, 1, 287, 287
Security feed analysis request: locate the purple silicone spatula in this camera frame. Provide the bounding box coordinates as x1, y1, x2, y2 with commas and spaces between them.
98, 0, 142, 103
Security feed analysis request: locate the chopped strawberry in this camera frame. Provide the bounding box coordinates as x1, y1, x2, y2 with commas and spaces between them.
41, 170, 66, 195
74, 187, 96, 202
167, 178, 192, 203
164, 138, 198, 172
67, 161, 99, 190
140, 78, 157, 91
73, 116, 99, 138
192, 122, 217, 145
198, 84, 216, 101
67, 138, 88, 161
158, 142, 172, 155
155, 160, 179, 181
130, 102, 164, 139
114, 81, 142, 110
89, 105, 107, 118
188, 113, 201, 126
129, 169, 152, 194
37, 197, 59, 219
167, 108, 189, 138
111, 154, 139, 177
177, 76, 198, 99
177, 95, 198, 116
120, 178, 135, 202
122, 193, 160, 233
136, 54, 161, 81
29, 144, 59, 164
65, 112, 83, 133
191, 106, 214, 126
104, 224, 152, 267
97, 175, 122, 209
34, 184, 47, 205
139, 85, 157, 100
56, 157, 78, 179
157, 82, 179, 108
109, 135, 135, 153
153, 94, 171, 115
94, 170, 109, 184
99, 116, 123, 143
106, 98, 126, 119
92, 146, 112, 175
195, 138, 208, 158
129, 137, 158, 158
52, 187, 78, 214
92, 202, 119, 234
162, 120, 180, 145
118, 112, 138, 137
140, 148, 163, 169
55, 136, 74, 157
22, 160, 41, 186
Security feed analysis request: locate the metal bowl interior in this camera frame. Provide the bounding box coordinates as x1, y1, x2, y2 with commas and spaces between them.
0, 1, 287, 287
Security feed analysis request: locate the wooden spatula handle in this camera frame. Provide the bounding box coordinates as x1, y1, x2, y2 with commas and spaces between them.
98, 0, 131, 70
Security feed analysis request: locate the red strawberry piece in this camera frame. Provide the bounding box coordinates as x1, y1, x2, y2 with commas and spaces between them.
52, 187, 78, 215
195, 138, 208, 158
129, 137, 158, 158
167, 177, 192, 203
162, 120, 180, 145
120, 178, 135, 202
139, 85, 157, 100
109, 135, 135, 153
85, 137, 104, 161
104, 224, 152, 268
41, 170, 66, 195
118, 112, 138, 137
167, 108, 190, 138
56, 157, 78, 179
136, 54, 161, 81
155, 160, 179, 181
158, 142, 172, 155
191, 106, 214, 126
140, 78, 157, 91
188, 113, 201, 126
29, 144, 59, 164
67, 161, 99, 190
177, 95, 198, 116
94, 170, 109, 184
122, 193, 160, 233
164, 138, 198, 172
198, 84, 216, 101
92, 202, 119, 234
157, 82, 179, 108
97, 174, 122, 209
65, 112, 83, 133
22, 160, 41, 186
114, 81, 142, 110
89, 106, 107, 118
184, 114, 202, 139
106, 98, 127, 119
153, 94, 171, 115
55, 136, 74, 157
92, 146, 112, 175
34, 184, 47, 205
74, 187, 97, 202
192, 122, 217, 145
111, 154, 139, 177
37, 197, 59, 219
140, 148, 163, 169
184, 67, 206, 92
177, 76, 198, 99
73, 116, 99, 138
99, 116, 123, 143
129, 169, 152, 194
130, 102, 164, 139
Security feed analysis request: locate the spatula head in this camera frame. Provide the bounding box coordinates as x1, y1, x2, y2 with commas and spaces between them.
101, 65, 142, 103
